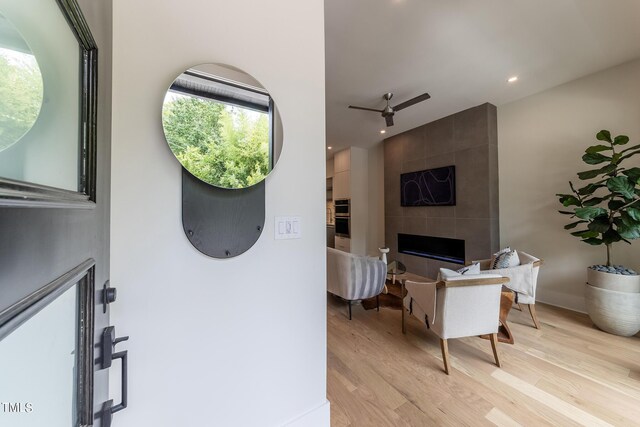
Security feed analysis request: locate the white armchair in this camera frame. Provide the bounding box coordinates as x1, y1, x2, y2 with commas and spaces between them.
475, 251, 543, 328
403, 274, 509, 374
327, 248, 387, 319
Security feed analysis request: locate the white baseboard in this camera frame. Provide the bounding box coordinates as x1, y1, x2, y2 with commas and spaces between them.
282, 400, 330, 427
537, 297, 587, 314
537, 289, 587, 314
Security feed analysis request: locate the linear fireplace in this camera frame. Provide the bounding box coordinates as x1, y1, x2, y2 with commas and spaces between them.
398, 233, 465, 265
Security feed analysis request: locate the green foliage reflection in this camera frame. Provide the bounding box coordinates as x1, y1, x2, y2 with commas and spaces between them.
0, 48, 43, 151
162, 94, 270, 188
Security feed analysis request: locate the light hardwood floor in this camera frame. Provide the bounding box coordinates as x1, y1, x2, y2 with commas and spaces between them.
327, 296, 640, 426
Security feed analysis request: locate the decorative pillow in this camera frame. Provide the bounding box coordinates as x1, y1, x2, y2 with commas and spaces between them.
456, 262, 480, 275
438, 268, 460, 281
491, 248, 520, 269
438, 263, 480, 281
490, 247, 511, 266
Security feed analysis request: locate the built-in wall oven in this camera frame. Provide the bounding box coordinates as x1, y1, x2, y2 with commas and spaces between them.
334, 199, 350, 217
335, 217, 350, 238
334, 199, 350, 237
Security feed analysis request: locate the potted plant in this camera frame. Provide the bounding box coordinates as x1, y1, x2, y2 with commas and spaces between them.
557, 130, 640, 336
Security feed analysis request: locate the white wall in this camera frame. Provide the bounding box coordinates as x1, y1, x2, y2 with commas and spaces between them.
110, 1, 328, 426
367, 143, 385, 256
498, 59, 640, 312
328, 145, 384, 256
349, 146, 368, 256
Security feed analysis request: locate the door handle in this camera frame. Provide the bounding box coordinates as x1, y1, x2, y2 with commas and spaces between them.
100, 326, 129, 427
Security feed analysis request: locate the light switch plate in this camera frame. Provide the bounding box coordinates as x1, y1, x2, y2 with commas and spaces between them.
275, 216, 302, 240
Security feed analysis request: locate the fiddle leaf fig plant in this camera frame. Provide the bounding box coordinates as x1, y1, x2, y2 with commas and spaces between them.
557, 130, 640, 267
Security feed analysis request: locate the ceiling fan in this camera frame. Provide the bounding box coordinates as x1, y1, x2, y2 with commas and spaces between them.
348, 92, 431, 127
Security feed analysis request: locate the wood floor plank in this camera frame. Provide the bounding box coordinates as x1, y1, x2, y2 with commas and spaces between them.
394, 401, 440, 426
327, 367, 404, 426
485, 408, 522, 427
492, 369, 614, 427
365, 307, 583, 426
328, 398, 351, 427
348, 304, 577, 426
459, 333, 640, 423
327, 297, 640, 426
535, 378, 640, 426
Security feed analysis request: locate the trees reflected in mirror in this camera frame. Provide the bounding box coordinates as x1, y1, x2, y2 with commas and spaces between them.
162, 64, 283, 190
0, 12, 43, 152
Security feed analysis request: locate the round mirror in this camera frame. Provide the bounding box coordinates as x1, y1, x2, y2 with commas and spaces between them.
162, 63, 283, 190
0, 12, 44, 152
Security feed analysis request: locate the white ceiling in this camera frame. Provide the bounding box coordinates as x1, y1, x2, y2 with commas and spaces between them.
325, 0, 640, 154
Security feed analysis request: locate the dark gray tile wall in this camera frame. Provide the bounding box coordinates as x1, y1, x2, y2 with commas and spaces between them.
383, 103, 499, 277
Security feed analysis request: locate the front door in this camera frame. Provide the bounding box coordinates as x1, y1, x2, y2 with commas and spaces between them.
0, 0, 112, 425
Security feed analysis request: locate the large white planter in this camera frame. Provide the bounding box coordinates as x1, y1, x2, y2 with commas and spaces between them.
585, 268, 640, 337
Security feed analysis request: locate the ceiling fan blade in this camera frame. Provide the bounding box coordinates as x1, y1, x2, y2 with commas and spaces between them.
385, 115, 394, 127
392, 93, 431, 112
348, 105, 384, 113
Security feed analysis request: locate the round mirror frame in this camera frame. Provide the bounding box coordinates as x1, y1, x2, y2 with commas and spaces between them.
161, 63, 283, 190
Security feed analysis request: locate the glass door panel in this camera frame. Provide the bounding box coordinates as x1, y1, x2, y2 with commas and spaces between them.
0, 285, 78, 426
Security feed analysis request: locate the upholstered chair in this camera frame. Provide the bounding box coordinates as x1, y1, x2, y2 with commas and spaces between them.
475, 252, 543, 328
327, 248, 387, 320
403, 274, 509, 374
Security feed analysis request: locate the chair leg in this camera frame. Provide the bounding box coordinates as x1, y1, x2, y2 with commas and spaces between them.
348, 301, 352, 320
489, 333, 501, 368
527, 304, 541, 329
439, 338, 450, 375
514, 303, 523, 311
376, 294, 380, 312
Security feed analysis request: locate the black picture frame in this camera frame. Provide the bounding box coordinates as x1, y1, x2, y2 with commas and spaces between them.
400, 165, 457, 207
0, 0, 97, 208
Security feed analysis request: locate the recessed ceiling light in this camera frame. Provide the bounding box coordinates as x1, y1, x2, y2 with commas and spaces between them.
507, 76, 518, 83
327, 146, 332, 150
380, 130, 386, 134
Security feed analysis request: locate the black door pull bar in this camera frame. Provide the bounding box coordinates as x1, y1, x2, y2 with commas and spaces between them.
100, 326, 129, 427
